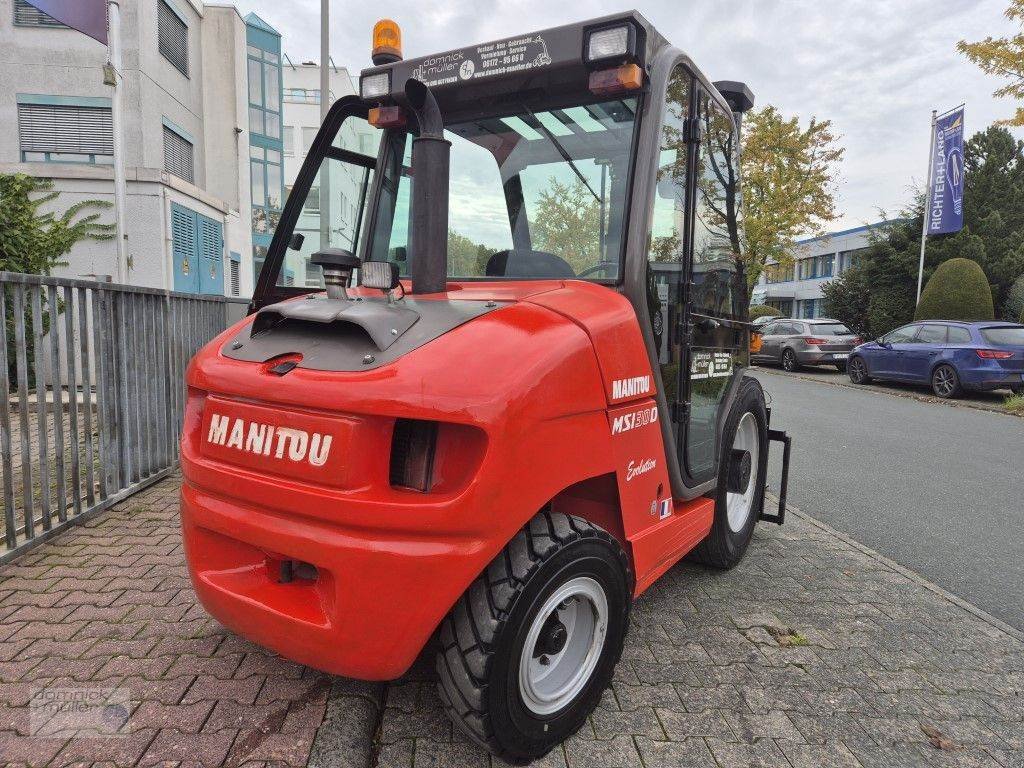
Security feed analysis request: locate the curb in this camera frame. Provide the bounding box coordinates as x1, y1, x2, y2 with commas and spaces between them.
308, 679, 387, 768
770, 493, 1024, 645
753, 366, 1020, 418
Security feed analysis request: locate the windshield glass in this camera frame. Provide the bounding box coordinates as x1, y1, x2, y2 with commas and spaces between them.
981, 326, 1024, 346
368, 97, 639, 281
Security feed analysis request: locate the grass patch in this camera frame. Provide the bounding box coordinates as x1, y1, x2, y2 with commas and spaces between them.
1004, 394, 1024, 415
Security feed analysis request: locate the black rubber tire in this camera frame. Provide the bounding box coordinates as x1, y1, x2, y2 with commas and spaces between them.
688, 377, 768, 570
834, 362, 847, 373
848, 355, 871, 384
435, 512, 632, 764
781, 348, 799, 372
931, 364, 962, 399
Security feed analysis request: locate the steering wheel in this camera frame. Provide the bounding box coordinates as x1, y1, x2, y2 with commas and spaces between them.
576, 262, 617, 279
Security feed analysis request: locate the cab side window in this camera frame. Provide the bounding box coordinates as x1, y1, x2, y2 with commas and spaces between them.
917, 325, 948, 344
647, 65, 691, 406
947, 326, 972, 344
885, 325, 919, 344
692, 91, 742, 320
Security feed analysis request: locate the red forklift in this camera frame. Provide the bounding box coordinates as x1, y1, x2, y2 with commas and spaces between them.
181, 11, 790, 762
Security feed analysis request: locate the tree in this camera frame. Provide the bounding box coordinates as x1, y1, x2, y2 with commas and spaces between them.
748, 304, 782, 320
739, 106, 844, 286
0, 173, 114, 274
958, 0, 1024, 127
916, 258, 995, 320
530, 177, 601, 274
0, 173, 113, 386
1005, 274, 1024, 321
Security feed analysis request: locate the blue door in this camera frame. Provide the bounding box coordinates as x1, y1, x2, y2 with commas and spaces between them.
171, 203, 225, 295
901, 324, 944, 380
171, 203, 199, 293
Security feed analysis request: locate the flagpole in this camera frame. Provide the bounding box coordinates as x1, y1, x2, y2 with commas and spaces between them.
916, 109, 937, 306
107, 0, 128, 283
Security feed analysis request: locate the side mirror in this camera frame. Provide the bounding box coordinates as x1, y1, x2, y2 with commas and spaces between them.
289, 232, 305, 251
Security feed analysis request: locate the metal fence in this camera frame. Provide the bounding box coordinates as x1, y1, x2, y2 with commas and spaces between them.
0, 271, 246, 564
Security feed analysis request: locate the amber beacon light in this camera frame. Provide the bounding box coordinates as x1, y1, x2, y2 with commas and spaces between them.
372, 19, 403, 65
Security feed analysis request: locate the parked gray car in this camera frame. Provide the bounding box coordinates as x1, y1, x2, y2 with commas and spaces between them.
752, 318, 860, 372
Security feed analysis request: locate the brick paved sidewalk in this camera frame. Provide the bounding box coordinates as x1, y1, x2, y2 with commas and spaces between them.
0, 477, 380, 768
377, 511, 1024, 768
2, 477, 1022, 768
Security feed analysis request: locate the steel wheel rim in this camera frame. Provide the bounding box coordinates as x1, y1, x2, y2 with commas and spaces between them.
934, 367, 954, 396
726, 412, 759, 532
518, 576, 608, 716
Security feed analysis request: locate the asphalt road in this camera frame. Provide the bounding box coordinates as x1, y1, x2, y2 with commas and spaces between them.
749, 367, 1024, 631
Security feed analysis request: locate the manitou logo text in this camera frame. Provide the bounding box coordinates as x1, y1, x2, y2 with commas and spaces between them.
611, 406, 659, 435
611, 375, 651, 400
206, 414, 332, 466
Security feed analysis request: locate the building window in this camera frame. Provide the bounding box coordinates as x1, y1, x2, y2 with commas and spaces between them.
301, 127, 317, 155
163, 125, 195, 184
158, 0, 189, 77
229, 256, 241, 296
13, 0, 66, 27
838, 247, 867, 274
247, 47, 281, 139
18, 101, 113, 164
283, 126, 294, 155
284, 88, 321, 104
763, 263, 794, 284
250, 145, 283, 233
303, 186, 320, 214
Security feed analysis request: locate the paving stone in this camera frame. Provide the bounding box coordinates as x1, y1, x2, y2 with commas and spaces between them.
4, 475, 1024, 768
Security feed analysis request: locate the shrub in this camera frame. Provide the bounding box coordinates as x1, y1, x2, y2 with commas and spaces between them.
868, 289, 914, 338
749, 304, 783, 320
1006, 274, 1024, 322
915, 258, 995, 321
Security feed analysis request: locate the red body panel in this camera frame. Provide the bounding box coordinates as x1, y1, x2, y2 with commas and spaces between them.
180, 280, 712, 679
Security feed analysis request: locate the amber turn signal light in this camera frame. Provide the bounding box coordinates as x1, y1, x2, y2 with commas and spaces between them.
372, 19, 402, 65
368, 106, 407, 128
750, 332, 763, 355
588, 63, 643, 96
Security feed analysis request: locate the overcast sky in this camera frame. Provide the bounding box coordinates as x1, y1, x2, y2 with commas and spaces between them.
245, 0, 1020, 232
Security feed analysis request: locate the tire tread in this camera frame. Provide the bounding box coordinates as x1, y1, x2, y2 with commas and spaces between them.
435, 511, 629, 761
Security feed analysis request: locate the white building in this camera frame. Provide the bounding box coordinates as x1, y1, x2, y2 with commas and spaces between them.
0, 0, 286, 298
751, 221, 896, 319
278, 60, 377, 288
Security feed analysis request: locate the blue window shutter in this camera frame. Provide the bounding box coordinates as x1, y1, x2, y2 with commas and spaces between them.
171, 202, 199, 293
197, 214, 225, 295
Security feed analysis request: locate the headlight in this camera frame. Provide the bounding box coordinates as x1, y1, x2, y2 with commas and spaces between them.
585, 23, 636, 64
360, 71, 391, 100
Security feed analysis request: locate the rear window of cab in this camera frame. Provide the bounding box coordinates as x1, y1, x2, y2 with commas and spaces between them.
981, 326, 1024, 346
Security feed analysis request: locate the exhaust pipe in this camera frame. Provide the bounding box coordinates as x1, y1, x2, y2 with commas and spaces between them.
404, 78, 450, 295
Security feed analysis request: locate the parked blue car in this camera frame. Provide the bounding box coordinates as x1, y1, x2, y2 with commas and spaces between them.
848, 321, 1024, 398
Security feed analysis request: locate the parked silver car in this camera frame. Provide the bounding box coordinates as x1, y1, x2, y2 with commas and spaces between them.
752, 318, 861, 372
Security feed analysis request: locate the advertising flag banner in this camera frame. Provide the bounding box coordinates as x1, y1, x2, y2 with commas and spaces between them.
927, 107, 965, 235
23, 0, 108, 45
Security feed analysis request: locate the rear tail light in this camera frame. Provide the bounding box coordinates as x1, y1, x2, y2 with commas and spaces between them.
976, 349, 1014, 359
805, 337, 827, 346
852, 337, 863, 345
390, 419, 438, 491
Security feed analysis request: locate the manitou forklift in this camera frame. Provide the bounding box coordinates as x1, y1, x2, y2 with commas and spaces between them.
181, 11, 790, 762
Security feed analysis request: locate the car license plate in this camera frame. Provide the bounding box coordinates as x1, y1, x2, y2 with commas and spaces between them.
834, 353, 849, 360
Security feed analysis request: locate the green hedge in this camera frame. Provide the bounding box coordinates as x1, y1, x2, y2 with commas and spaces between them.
749, 304, 783, 320
915, 258, 994, 322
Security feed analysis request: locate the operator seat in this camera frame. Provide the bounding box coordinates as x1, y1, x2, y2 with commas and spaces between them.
485, 249, 576, 279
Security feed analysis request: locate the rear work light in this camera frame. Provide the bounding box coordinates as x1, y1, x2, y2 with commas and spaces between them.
390, 419, 438, 492
360, 71, 391, 100
976, 349, 1014, 359
585, 23, 637, 64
